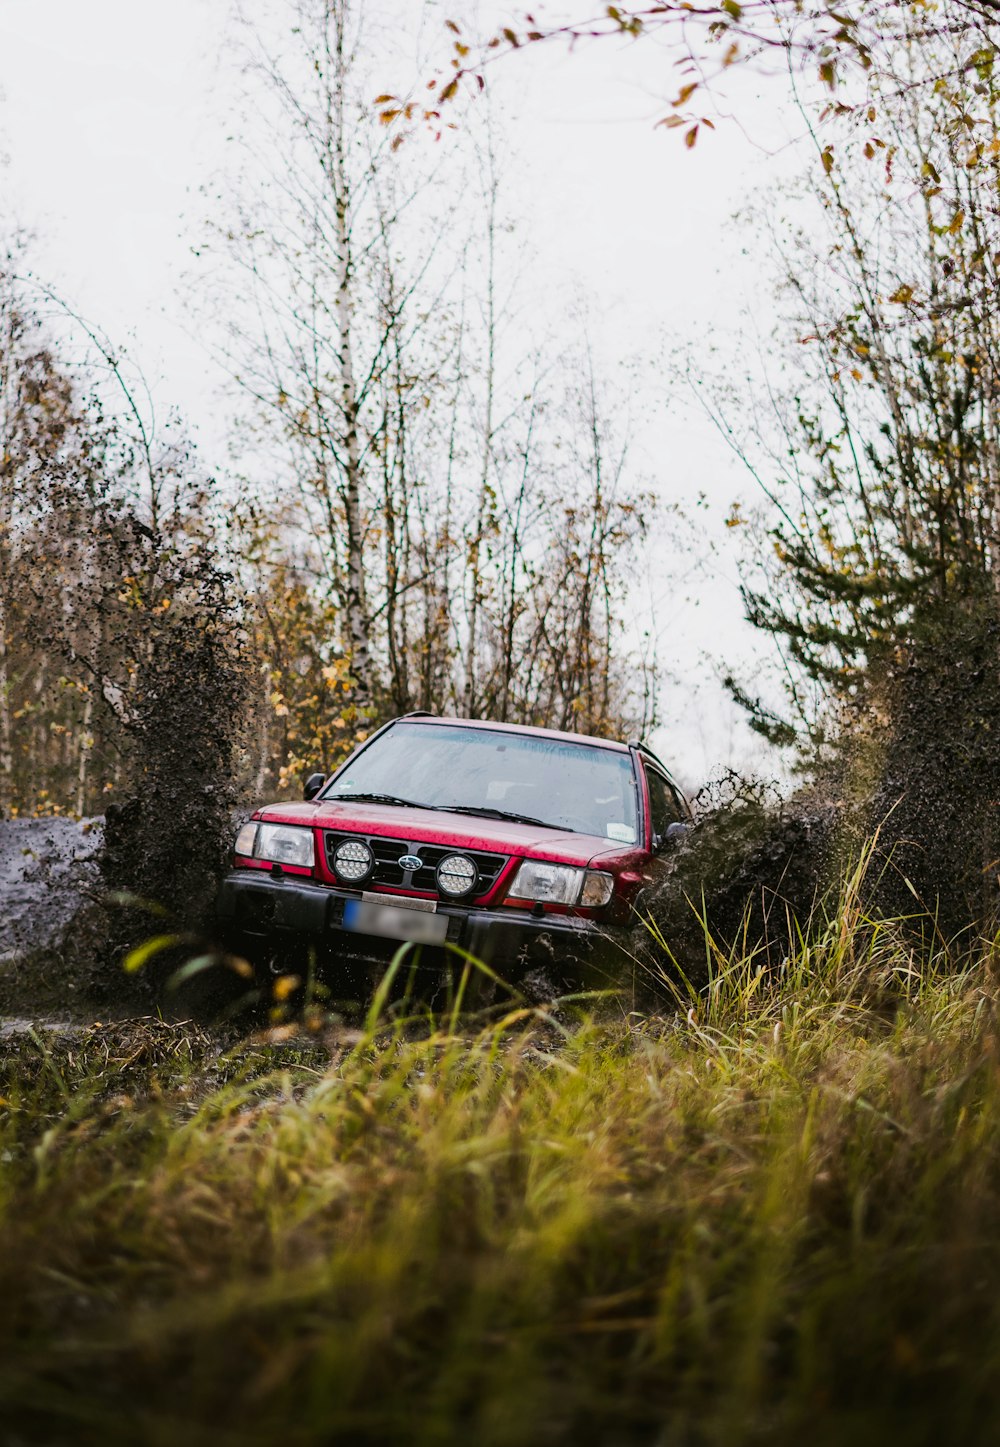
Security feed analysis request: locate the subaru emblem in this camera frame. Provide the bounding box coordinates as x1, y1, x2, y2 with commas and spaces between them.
398, 854, 423, 872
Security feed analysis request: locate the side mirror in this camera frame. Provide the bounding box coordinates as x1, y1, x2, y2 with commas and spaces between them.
303, 772, 326, 801
655, 820, 689, 853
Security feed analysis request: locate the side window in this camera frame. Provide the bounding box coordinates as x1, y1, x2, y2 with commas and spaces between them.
645, 767, 682, 843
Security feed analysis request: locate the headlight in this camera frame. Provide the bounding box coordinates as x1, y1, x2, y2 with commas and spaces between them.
508, 860, 583, 905
256, 823, 315, 868
437, 853, 477, 897
332, 837, 374, 882
234, 822, 258, 857
580, 871, 614, 908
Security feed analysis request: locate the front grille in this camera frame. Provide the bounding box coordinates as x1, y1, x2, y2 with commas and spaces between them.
324, 832, 507, 900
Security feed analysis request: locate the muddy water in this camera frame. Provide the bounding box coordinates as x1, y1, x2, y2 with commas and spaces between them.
0, 817, 101, 959
0, 817, 103, 1024
0, 1016, 79, 1039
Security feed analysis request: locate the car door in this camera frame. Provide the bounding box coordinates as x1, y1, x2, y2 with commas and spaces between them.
641, 762, 688, 898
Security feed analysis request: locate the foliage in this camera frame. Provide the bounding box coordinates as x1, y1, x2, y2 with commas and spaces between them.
709, 17, 1000, 766
231, 510, 364, 795
384, 1, 1000, 155
0, 256, 116, 818
5, 891, 1000, 1443
0, 256, 254, 841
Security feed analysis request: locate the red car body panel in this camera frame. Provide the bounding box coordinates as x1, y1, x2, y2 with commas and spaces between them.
254, 798, 620, 860
239, 800, 651, 922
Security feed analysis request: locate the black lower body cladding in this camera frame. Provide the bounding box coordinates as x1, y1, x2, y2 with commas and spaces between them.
215, 870, 621, 978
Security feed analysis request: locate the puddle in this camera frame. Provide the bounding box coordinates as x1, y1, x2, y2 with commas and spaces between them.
0, 817, 101, 960
0, 1016, 80, 1041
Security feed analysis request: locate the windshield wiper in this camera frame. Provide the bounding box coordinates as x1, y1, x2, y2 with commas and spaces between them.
328, 791, 434, 809
328, 793, 563, 830
433, 804, 562, 830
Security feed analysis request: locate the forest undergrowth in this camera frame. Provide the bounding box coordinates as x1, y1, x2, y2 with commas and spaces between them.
3, 853, 1000, 1447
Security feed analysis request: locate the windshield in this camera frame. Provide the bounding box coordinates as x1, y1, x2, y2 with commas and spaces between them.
324, 722, 639, 843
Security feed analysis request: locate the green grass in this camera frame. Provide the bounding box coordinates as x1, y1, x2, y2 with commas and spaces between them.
4, 877, 1000, 1445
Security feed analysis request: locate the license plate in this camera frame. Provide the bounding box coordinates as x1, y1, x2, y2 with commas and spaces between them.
342, 897, 448, 945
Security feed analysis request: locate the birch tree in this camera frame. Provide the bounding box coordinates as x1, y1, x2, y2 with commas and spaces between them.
208, 0, 456, 719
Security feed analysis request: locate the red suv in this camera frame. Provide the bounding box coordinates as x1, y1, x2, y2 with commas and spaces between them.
216, 714, 689, 981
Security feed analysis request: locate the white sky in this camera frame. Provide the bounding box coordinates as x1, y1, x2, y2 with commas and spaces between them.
0, 0, 811, 789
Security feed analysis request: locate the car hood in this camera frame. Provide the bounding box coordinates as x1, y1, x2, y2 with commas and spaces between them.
256, 800, 635, 868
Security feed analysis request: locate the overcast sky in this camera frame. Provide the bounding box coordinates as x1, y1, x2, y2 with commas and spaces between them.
0, 0, 810, 786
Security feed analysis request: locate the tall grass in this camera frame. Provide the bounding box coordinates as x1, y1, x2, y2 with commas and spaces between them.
3, 873, 1000, 1445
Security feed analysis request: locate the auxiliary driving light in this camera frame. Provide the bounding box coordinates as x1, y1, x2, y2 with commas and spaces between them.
333, 838, 374, 883
436, 853, 477, 897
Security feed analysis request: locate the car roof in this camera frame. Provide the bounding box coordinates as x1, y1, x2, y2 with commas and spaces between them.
394, 713, 632, 754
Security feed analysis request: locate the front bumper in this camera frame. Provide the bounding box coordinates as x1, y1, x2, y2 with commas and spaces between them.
216, 870, 622, 974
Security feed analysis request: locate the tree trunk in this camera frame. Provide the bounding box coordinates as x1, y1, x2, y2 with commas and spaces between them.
74, 688, 94, 818
329, 3, 373, 711
0, 586, 12, 818
465, 130, 499, 719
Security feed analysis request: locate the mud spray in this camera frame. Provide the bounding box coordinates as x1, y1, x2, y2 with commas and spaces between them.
639, 595, 1000, 995
4, 495, 254, 1019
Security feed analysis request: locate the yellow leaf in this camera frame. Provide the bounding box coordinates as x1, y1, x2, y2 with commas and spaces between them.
123, 934, 184, 975
888, 284, 914, 304
273, 974, 301, 1001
